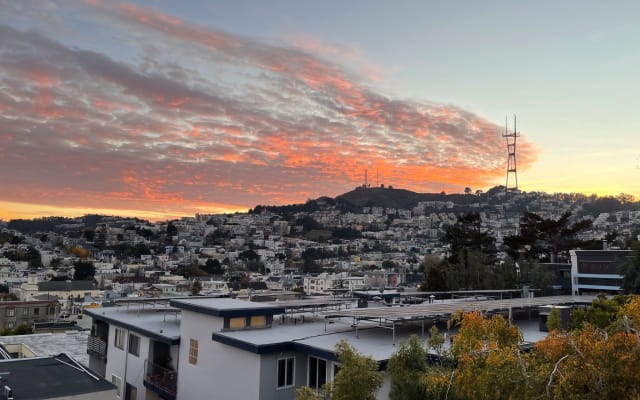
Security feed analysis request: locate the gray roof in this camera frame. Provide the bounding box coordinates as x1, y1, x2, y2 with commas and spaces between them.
37, 281, 96, 292
170, 298, 285, 317
0, 332, 91, 366
85, 307, 181, 345
0, 353, 115, 399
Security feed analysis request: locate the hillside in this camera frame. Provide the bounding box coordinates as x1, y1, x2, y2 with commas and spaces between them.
336, 186, 482, 209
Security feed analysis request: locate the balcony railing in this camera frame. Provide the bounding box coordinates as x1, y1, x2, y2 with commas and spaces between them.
87, 335, 107, 358
144, 360, 177, 400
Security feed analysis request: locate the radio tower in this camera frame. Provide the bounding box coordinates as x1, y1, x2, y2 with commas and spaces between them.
503, 115, 520, 193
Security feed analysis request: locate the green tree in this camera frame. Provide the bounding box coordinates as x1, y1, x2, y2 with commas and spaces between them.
621, 243, 640, 293
294, 386, 321, 400
569, 294, 630, 331
202, 258, 222, 275
191, 280, 202, 295
73, 260, 95, 280
546, 307, 562, 332
387, 335, 428, 400
503, 212, 591, 262
328, 340, 383, 400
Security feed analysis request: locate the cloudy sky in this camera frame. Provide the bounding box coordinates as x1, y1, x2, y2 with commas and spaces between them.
1, 1, 638, 221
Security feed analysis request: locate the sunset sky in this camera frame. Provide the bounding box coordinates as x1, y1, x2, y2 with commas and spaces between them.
1, 1, 639, 221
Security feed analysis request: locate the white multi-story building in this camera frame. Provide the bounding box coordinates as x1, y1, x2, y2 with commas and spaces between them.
85, 296, 596, 400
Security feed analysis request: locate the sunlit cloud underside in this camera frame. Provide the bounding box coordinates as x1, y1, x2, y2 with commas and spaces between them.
0, 1, 538, 220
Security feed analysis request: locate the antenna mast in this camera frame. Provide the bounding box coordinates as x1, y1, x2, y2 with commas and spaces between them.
503, 115, 520, 193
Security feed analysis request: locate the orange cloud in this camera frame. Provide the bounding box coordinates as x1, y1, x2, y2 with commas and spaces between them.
0, 14, 540, 220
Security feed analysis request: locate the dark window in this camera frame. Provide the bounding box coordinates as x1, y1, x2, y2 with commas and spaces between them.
277, 357, 295, 388
33, 308, 40, 316
308, 357, 327, 390
128, 334, 140, 356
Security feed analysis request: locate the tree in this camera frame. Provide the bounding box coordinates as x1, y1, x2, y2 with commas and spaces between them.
382, 260, 396, 271
621, 243, 640, 293
387, 335, 428, 400
327, 340, 383, 400
73, 260, 95, 281
503, 212, 591, 263
191, 280, 202, 295
82, 229, 95, 242
445, 213, 496, 265
294, 386, 321, 400
546, 307, 562, 332
202, 258, 222, 275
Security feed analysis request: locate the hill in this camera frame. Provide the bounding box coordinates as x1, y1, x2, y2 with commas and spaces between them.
336, 186, 483, 209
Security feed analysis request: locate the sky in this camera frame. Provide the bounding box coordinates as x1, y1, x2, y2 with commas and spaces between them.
0, 0, 638, 221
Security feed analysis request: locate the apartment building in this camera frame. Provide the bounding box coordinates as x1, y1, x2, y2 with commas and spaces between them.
0, 300, 60, 331
85, 295, 594, 400
570, 249, 633, 295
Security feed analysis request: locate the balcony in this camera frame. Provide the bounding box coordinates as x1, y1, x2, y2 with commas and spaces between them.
87, 335, 107, 359
143, 361, 177, 400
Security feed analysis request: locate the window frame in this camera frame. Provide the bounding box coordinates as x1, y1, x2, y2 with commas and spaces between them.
308, 356, 328, 390
111, 374, 122, 398
128, 333, 140, 357
189, 338, 198, 365
114, 328, 125, 350
277, 356, 295, 389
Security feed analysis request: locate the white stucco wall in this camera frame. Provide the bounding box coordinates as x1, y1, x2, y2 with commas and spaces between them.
177, 310, 261, 400
104, 324, 150, 400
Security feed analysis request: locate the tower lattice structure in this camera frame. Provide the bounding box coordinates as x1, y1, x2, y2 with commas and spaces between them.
503, 115, 520, 193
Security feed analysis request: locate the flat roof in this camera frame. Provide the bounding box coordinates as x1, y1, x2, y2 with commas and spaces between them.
85, 307, 181, 345
324, 295, 595, 323
171, 298, 285, 318
212, 314, 553, 363
0, 353, 115, 399
0, 332, 91, 366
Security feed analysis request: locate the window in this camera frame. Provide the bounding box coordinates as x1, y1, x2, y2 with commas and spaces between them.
33, 308, 39, 316
128, 334, 140, 356
250, 315, 266, 327
111, 375, 122, 398
308, 357, 327, 390
189, 339, 198, 365
22, 308, 29, 316
6, 321, 14, 329
5, 309, 14, 317
114, 328, 125, 350
277, 357, 295, 389
229, 317, 246, 330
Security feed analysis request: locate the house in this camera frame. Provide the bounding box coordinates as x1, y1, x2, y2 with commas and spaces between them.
17, 277, 100, 313
0, 300, 60, 332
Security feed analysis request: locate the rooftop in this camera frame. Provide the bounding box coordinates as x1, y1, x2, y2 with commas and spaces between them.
85, 306, 181, 345
212, 295, 595, 362
0, 332, 90, 366
170, 297, 285, 317
0, 353, 115, 400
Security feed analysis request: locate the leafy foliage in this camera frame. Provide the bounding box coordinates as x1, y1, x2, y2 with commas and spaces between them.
328, 340, 383, 400
621, 243, 640, 294
387, 335, 428, 400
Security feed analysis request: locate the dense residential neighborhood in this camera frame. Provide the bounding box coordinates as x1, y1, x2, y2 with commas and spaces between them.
0, 187, 639, 399
0, 187, 639, 304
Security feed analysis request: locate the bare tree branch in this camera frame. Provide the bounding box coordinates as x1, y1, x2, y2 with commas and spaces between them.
546, 354, 569, 399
